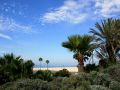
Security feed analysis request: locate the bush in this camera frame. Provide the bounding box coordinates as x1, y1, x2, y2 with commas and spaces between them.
0, 72, 10, 85
62, 76, 79, 89
85, 63, 99, 73
75, 81, 91, 90
34, 70, 53, 81
109, 81, 120, 90
54, 69, 70, 77
51, 77, 64, 89
0, 79, 57, 90
90, 85, 110, 90
75, 72, 91, 82
89, 71, 111, 86
104, 63, 120, 82
61, 73, 90, 89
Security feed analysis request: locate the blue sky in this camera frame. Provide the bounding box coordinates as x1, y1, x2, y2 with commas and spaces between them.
0, 0, 120, 67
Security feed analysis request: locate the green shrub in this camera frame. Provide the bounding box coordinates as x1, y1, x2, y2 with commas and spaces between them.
54, 69, 70, 77
62, 80, 91, 90
61, 73, 90, 89
89, 71, 111, 86
75, 81, 91, 90
34, 70, 53, 81
85, 63, 99, 73
104, 63, 120, 82
0, 79, 57, 90
76, 72, 90, 81
109, 81, 120, 90
51, 77, 64, 89
62, 76, 78, 89
90, 85, 110, 90
0, 72, 10, 85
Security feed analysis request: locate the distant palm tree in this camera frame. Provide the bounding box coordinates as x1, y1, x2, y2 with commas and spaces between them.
90, 18, 120, 63
39, 57, 43, 70
46, 60, 49, 70
62, 35, 94, 72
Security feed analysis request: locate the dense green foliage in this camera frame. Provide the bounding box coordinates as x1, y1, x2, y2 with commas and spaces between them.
34, 70, 53, 81
1, 63, 120, 90
84, 63, 99, 73
54, 69, 70, 77
104, 63, 120, 82
0, 53, 34, 85
0, 79, 57, 90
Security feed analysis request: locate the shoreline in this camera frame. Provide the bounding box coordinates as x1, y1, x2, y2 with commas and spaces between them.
33, 66, 78, 72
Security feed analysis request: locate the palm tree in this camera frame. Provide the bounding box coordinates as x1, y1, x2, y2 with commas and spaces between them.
0, 53, 23, 81
90, 18, 120, 63
46, 60, 49, 70
62, 35, 94, 72
0, 53, 35, 83
96, 45, 108, 70
39, 57, 43, 70
96, 45, 109, 62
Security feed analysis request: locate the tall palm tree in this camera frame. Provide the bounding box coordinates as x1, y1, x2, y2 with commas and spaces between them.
39, 57, 43, 70
96, 45, 109, 61
90, 18, 120, 63
96, 45, 109, 69
46, 60, 49, 70
62, 35, 94, 72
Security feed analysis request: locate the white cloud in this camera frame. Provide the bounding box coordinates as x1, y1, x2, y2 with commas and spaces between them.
42, 0, 88, 24
0, 16, 32, 33
95, 0, 120, 17
0, 33, 12, 40
41, 0, 120, 24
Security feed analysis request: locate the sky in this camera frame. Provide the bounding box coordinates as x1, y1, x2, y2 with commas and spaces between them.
0, 0, 120, 67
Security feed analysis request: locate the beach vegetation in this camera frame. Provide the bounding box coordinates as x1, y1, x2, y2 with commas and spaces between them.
54, 69, 70, 77
0, 18, 120, 90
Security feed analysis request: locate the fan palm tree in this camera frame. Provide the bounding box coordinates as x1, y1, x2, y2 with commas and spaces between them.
62, 35, 94, 72
39, 57, 43, 70
90, 18, 120, 63
0, 53, 23, 81
46, 60, 49, 70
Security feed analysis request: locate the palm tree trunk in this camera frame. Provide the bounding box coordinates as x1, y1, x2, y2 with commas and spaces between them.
77, 63, 84, 72
77, 53, 84, 72
47, 64, 48, 70
40, 62, 41, 70
106, 44, 116, 63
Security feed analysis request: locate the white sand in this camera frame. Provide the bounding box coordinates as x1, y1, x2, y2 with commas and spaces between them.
33, 67, 78, 72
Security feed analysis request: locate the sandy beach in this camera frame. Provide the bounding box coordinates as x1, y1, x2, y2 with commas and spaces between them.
33, 67, 78, 72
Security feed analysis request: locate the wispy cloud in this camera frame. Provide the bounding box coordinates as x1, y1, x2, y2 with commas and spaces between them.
42, 0, 88, 24
0, 16, 34, 40
41, 0, 120, 24
0, 16, 33, 33
0, 33, 12, 40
